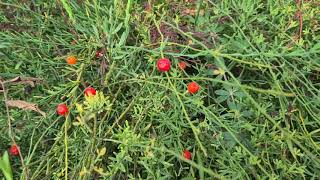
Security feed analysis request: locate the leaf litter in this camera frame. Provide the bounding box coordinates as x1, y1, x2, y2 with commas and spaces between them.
5, 100, 46, 117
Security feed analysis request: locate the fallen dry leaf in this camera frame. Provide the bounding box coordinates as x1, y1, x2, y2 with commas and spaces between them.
3, 76, 43, 87
182, 9, 204, 16
5, 100, 46, 117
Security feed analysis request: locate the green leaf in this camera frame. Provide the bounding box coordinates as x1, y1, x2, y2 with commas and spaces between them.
0, 42, 12, 49
118, 31, 128, 47
311, 43, 320, 52
249, 155, 261, 165
221, 132, 237, 149
216, 95, 229, 103
112, 23, 123, 35
98, 147, 107, 157
60, 0, 75, 23
0, 151, 13, 180
103, 18, 110, 33
92, 25, 100, 40
234, 91, 246, 98
215, 89, 229, 96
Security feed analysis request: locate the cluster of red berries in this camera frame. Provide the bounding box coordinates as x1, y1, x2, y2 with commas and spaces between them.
56, 87, 97, 116
157, 58, 200, 95
157, 58, 199, 160
62, 50, 103, 115
65, 53, 196, 161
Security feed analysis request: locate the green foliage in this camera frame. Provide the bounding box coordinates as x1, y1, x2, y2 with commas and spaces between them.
0, 0, 320, 179
0, 152, 13, 180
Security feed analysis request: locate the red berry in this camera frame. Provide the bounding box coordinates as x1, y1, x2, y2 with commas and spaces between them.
9, 144, 19, 156
157, 58, 171, 72
187, 82, 200, 94
178, 61, 188, 71
95, 50, 104, 58
84, 87, 97, 96
183, 150, 192, 160
56, 104, 68, 116
66, 56, 77, 65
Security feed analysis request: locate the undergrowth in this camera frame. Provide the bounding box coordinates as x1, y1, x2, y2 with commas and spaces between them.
0, 0, 320, 179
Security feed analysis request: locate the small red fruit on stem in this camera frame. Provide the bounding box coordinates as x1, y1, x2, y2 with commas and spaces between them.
157, 58, 171, 72
178, 61, 188, 71
187, 82, 200, 94
66, 56, 77, 65
95, 50, 104, 58
183, 150, 192, 160
10, 144, 19, 156
84, 87, 97, 96
56, 104, 68, 116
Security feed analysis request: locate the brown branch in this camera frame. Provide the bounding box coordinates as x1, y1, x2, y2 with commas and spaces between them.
296, 0, 303, 40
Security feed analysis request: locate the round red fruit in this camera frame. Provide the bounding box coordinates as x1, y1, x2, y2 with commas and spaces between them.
95, 50, 104, 58
10, 144, 19, 156
178, 61, 188, 71
183, 150, 192, 160
66, 56, 77, 65
56, 104, 68, 116
84, 87, 97, 96
157, 58, 171, 72
187, 82, 200, 94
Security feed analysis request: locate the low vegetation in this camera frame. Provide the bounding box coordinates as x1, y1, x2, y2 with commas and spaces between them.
0, 0, 320, 179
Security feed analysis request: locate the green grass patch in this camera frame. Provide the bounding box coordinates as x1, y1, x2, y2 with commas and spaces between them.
1, 0, 320, 179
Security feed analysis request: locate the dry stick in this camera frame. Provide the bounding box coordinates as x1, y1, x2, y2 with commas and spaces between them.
296, 0, 303, 40
287, 0, 303, 48
0, 81, 29, 180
